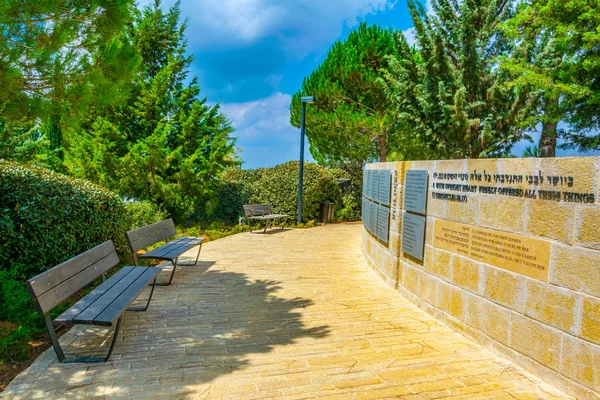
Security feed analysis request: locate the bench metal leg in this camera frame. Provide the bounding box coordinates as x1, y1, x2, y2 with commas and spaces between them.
176, 244, 202, 266
45, 314, 123, 363
127, 277, 157, 312
155, 258, 178, 286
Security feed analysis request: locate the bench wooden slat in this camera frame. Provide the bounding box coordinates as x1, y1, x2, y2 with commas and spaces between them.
159, 237, 203, 260
54, 267, 134, 325
248, 214, 288, 220
126, 219, 177, 253
28, 242, 120, 314
140, 237, 204, 261
72, 267, 148, 325
27, 241, 116, 299
139, 237, 194, 259
243, 204, 274, 217
93, 267, 161, 326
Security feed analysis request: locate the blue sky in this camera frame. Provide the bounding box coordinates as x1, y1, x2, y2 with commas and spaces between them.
138, 0, 595, 169
138, 0, 417, 168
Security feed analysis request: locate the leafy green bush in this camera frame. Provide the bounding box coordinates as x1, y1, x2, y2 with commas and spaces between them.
213, 161, 349, 223
250, 161, 344, 221
0, 270, 45, 362
125, 200, 168, 230
0, 162, 137, 363
213, 168, 264, 223
329, 164, 363, 221
0, 161, 130, 277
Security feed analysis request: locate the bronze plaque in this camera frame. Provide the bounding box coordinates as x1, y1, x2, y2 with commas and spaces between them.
404, 170, 428, 214
433, 219, 551, 281
402, 212, 426, 260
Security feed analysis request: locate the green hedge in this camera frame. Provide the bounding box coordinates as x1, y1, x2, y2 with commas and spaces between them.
0, 162, 168, 362
214, 161, 352, 224
214, 168, 264, 223
0, 161, 131, 278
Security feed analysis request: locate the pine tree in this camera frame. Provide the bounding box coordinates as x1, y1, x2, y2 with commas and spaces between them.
68, 0, 238, 222
290, 23, 420, 165
0, 0, 139, 157
382, 0, 525, 159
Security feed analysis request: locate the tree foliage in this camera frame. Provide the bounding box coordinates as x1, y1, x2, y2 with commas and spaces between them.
0, 0, 140, 154
66, 1, 238, 222
500, 0, 600, 154
290, 23, 408, 165
382, 0, 525, 159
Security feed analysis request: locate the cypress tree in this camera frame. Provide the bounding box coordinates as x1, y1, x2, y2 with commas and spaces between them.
383, 0, 526, 159
68, 0, 238, 222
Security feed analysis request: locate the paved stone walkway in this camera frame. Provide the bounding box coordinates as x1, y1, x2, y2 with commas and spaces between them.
4, 223, 571, 399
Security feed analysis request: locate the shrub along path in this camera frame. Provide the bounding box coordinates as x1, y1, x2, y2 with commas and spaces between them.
4, 223, 570, 399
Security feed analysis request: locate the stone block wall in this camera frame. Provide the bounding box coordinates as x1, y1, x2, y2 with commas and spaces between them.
362, 158, 600, 399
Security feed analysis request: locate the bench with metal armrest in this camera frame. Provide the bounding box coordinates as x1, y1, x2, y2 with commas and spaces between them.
243, 204, 289, 233
26, 241, 160, 363
125, 218, 204, 286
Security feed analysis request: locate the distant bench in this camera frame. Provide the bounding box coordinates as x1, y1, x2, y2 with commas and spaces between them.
26, 241, 160, 363
125, 218, 205, 286
243, 204, 289, 233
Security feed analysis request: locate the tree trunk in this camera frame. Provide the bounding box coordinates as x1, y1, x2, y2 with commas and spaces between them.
47, 112, 64, 160
539, 121, 557, 158
378, 135, 387, 162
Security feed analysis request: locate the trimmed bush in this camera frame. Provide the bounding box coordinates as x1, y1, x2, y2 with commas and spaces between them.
0, 161, 130, 278
124, 201, 169, 230
214, 168, 264, 224
214, 161, 350, 223
251, 161, 344, 221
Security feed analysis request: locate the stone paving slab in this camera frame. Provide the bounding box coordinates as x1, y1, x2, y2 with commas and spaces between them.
3, 223, 572, 399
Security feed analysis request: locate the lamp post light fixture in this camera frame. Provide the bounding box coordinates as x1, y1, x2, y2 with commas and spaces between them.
298, 96, 315, 223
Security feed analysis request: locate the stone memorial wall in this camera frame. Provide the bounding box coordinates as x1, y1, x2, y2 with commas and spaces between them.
361, 158, 600, 399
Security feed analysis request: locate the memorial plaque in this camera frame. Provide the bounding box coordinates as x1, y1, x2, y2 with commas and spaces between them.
404, 170, 429, 214
369, 170, 379, 201
368, 201, 378, 233
361, 197, 366, 226
376, 204, 390, 242
378, 170, 391, 205
362, 198, 370, 229
402, 212, 426, 260
433, 219, 551, 281
362, 170, 368, 199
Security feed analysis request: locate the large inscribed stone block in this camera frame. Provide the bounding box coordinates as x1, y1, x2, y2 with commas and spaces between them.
433, 219, 550, 281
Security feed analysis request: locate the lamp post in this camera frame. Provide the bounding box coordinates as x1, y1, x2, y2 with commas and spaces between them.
298, 96, 315, 223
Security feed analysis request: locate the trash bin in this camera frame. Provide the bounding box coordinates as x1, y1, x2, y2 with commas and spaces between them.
320, 202, 335, 223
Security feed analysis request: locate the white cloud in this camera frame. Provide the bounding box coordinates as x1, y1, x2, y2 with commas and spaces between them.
139, 0, 395, 57
216, 92, 315, 167
219, 92, 292, 139
403, 27, 417, 46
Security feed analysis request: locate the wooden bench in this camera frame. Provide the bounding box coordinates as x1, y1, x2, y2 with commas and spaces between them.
125, 218, 205, 286
26, 241, 160, 363
243, 204, 289, 233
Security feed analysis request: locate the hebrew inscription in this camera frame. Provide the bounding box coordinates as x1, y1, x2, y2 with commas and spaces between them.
431, 169, 595, 204
433, 219, 551, 281
362, 169, 393, 243
376, 205, 390, 242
